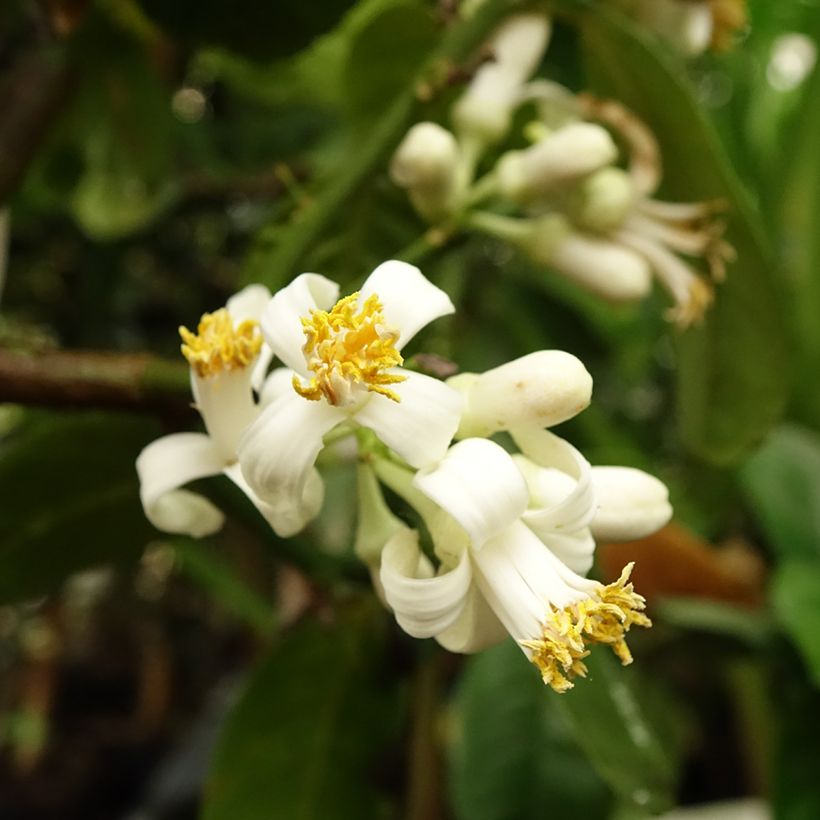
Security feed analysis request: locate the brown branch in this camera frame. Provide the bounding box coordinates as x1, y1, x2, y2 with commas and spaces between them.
0, 348, 193, 415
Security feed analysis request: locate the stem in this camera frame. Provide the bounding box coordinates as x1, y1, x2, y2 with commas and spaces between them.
251, 0, 527, 286
466, 210, 534, 243
406, 654, 444, 820
396, 227, 455, 266
0, 348, 191, 414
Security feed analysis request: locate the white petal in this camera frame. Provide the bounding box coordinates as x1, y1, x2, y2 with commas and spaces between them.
436, 584, 508, 653
191, 368, 258, 461
136, 432, 225, 537
359, 260, 454, 350
261, 273, 340, 374
259, 367, 297, 408
226, 284, 271, 324
414, 438, 528, 545
250, 346, 275, 394
238, 390, 345, 533
355, 370, 462, 469
589, 466, 673, 541
453, 350, 592, 438
380, 528, 472, 639
224, 462, 324, 538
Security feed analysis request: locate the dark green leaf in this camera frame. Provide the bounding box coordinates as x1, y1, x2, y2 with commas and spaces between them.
203, 603, 398, 820
739, 424, 820, 560
0, 411, 158, 602
772, 561, 820, 686
450, 640, 611, 820
579, 7, 789, 464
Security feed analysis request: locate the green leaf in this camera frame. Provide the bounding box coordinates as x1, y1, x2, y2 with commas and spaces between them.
450, 640, 611, 820
578, 7, 789, 464
203, 603, 398, 820
739, 424, 820, 560
556, 649, 683, 814
0, 411, 158, 602
344, 2, 437, 122
772, 561, 820, 687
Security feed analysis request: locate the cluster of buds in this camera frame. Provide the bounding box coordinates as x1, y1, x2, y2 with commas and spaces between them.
390, 12, 735, 326
137, 260, 672, 691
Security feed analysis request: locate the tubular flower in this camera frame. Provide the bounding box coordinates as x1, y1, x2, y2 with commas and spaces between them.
135, 285, 309, 537
379, 437, 668, 692
238, 261, 463, 534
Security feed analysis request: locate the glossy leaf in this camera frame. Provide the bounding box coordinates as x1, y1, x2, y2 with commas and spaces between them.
739, 424, 820, 560
450, 640, 611, 820
772, 561, 820, 686
203, 604, 397, 820
579, 7, 788, 464
0, 412, 158, 602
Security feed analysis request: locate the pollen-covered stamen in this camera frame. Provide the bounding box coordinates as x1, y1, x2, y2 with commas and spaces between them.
180, 309, 262, 378
293, 292, 407, 408
521, 562, 651, 692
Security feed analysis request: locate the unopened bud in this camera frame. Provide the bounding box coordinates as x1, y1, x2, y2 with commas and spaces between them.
568, 167, 636, 233
497, 123, 618, 203
391, 122, 460, 221
589, 466, 672, 541
633, 0, 713, 56
450, 351, 593, 439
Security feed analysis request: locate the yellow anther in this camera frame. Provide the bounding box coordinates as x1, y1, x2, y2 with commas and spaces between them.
293, 292, 406, 407
667, 277, 714, 328
179, 309, 262, 378
523, 562, 652, 692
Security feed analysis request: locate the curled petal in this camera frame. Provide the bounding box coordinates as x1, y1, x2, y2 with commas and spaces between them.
380, 528, 472, 639
589, 466, 672, 542
261, 273, 340, 374
355, 370, 462, 469
238, 390, 345, 535
359, 261, 454, 350
414, 438, 529, 545
136, 433, 225, 537
436, 585, 509, 654
226, 284, 271, 324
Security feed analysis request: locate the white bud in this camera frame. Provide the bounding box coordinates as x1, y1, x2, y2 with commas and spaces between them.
633, 0, 713, 56
569, 167, 636, 233
589, 466, 672, 542
537, 230, 652, 303
450, 351, 593, 439
496, 123, 618, 203
453, 13, 551, 146
390, 122, 461, 221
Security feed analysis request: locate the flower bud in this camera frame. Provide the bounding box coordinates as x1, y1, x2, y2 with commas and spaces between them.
450, 351, 593, 439
496, 123, 618, 203
568, 167, 636, 233
589, 466, 673, 542
453, 13, 551, 146
632, 0, 713, 56
390, 122, 461, 221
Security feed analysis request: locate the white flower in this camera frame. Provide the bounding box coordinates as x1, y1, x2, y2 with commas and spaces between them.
135, 285, 309, 538
379, 437, 664, 692
238, 260, 463, 534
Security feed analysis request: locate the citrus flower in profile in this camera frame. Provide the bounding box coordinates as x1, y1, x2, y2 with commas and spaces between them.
238, 261, 463, 533
378, 436, 670, 692
136, 285, 312, 537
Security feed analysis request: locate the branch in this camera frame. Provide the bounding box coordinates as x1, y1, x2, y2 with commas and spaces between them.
0, 348, 192, 415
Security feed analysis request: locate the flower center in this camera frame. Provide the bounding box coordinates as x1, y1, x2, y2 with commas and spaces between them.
179, 309, 262, 378
520, 563, 651, 692
293, 292, 406, 408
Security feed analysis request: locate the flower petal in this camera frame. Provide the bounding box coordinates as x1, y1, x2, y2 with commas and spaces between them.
224, 462, 324, 538
380, 528, 472, 639
359, 260, 454, 350
355, 370, 462, 469
436, 584, 508, 653
261, 273, 340, 375
136, 432, 225, 537
414, 438, 529, 545
259, 367, 297, 408
238, 390, 345, 535
589, 466, 672, 541
226, 284, 271, 324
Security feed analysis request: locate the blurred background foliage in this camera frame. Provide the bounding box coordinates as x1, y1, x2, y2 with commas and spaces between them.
1, 0, 820, 817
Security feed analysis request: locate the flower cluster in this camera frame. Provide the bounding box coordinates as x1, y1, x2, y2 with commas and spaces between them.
390, 12, 734, 326
137, 260, 672, 691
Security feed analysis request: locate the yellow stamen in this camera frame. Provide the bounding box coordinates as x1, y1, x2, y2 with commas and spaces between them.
179, 309, 262, 378
667, 277, 714, 329
293, 292, 406, 407
707, 0, 746, 51
521, 562, 651, 692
